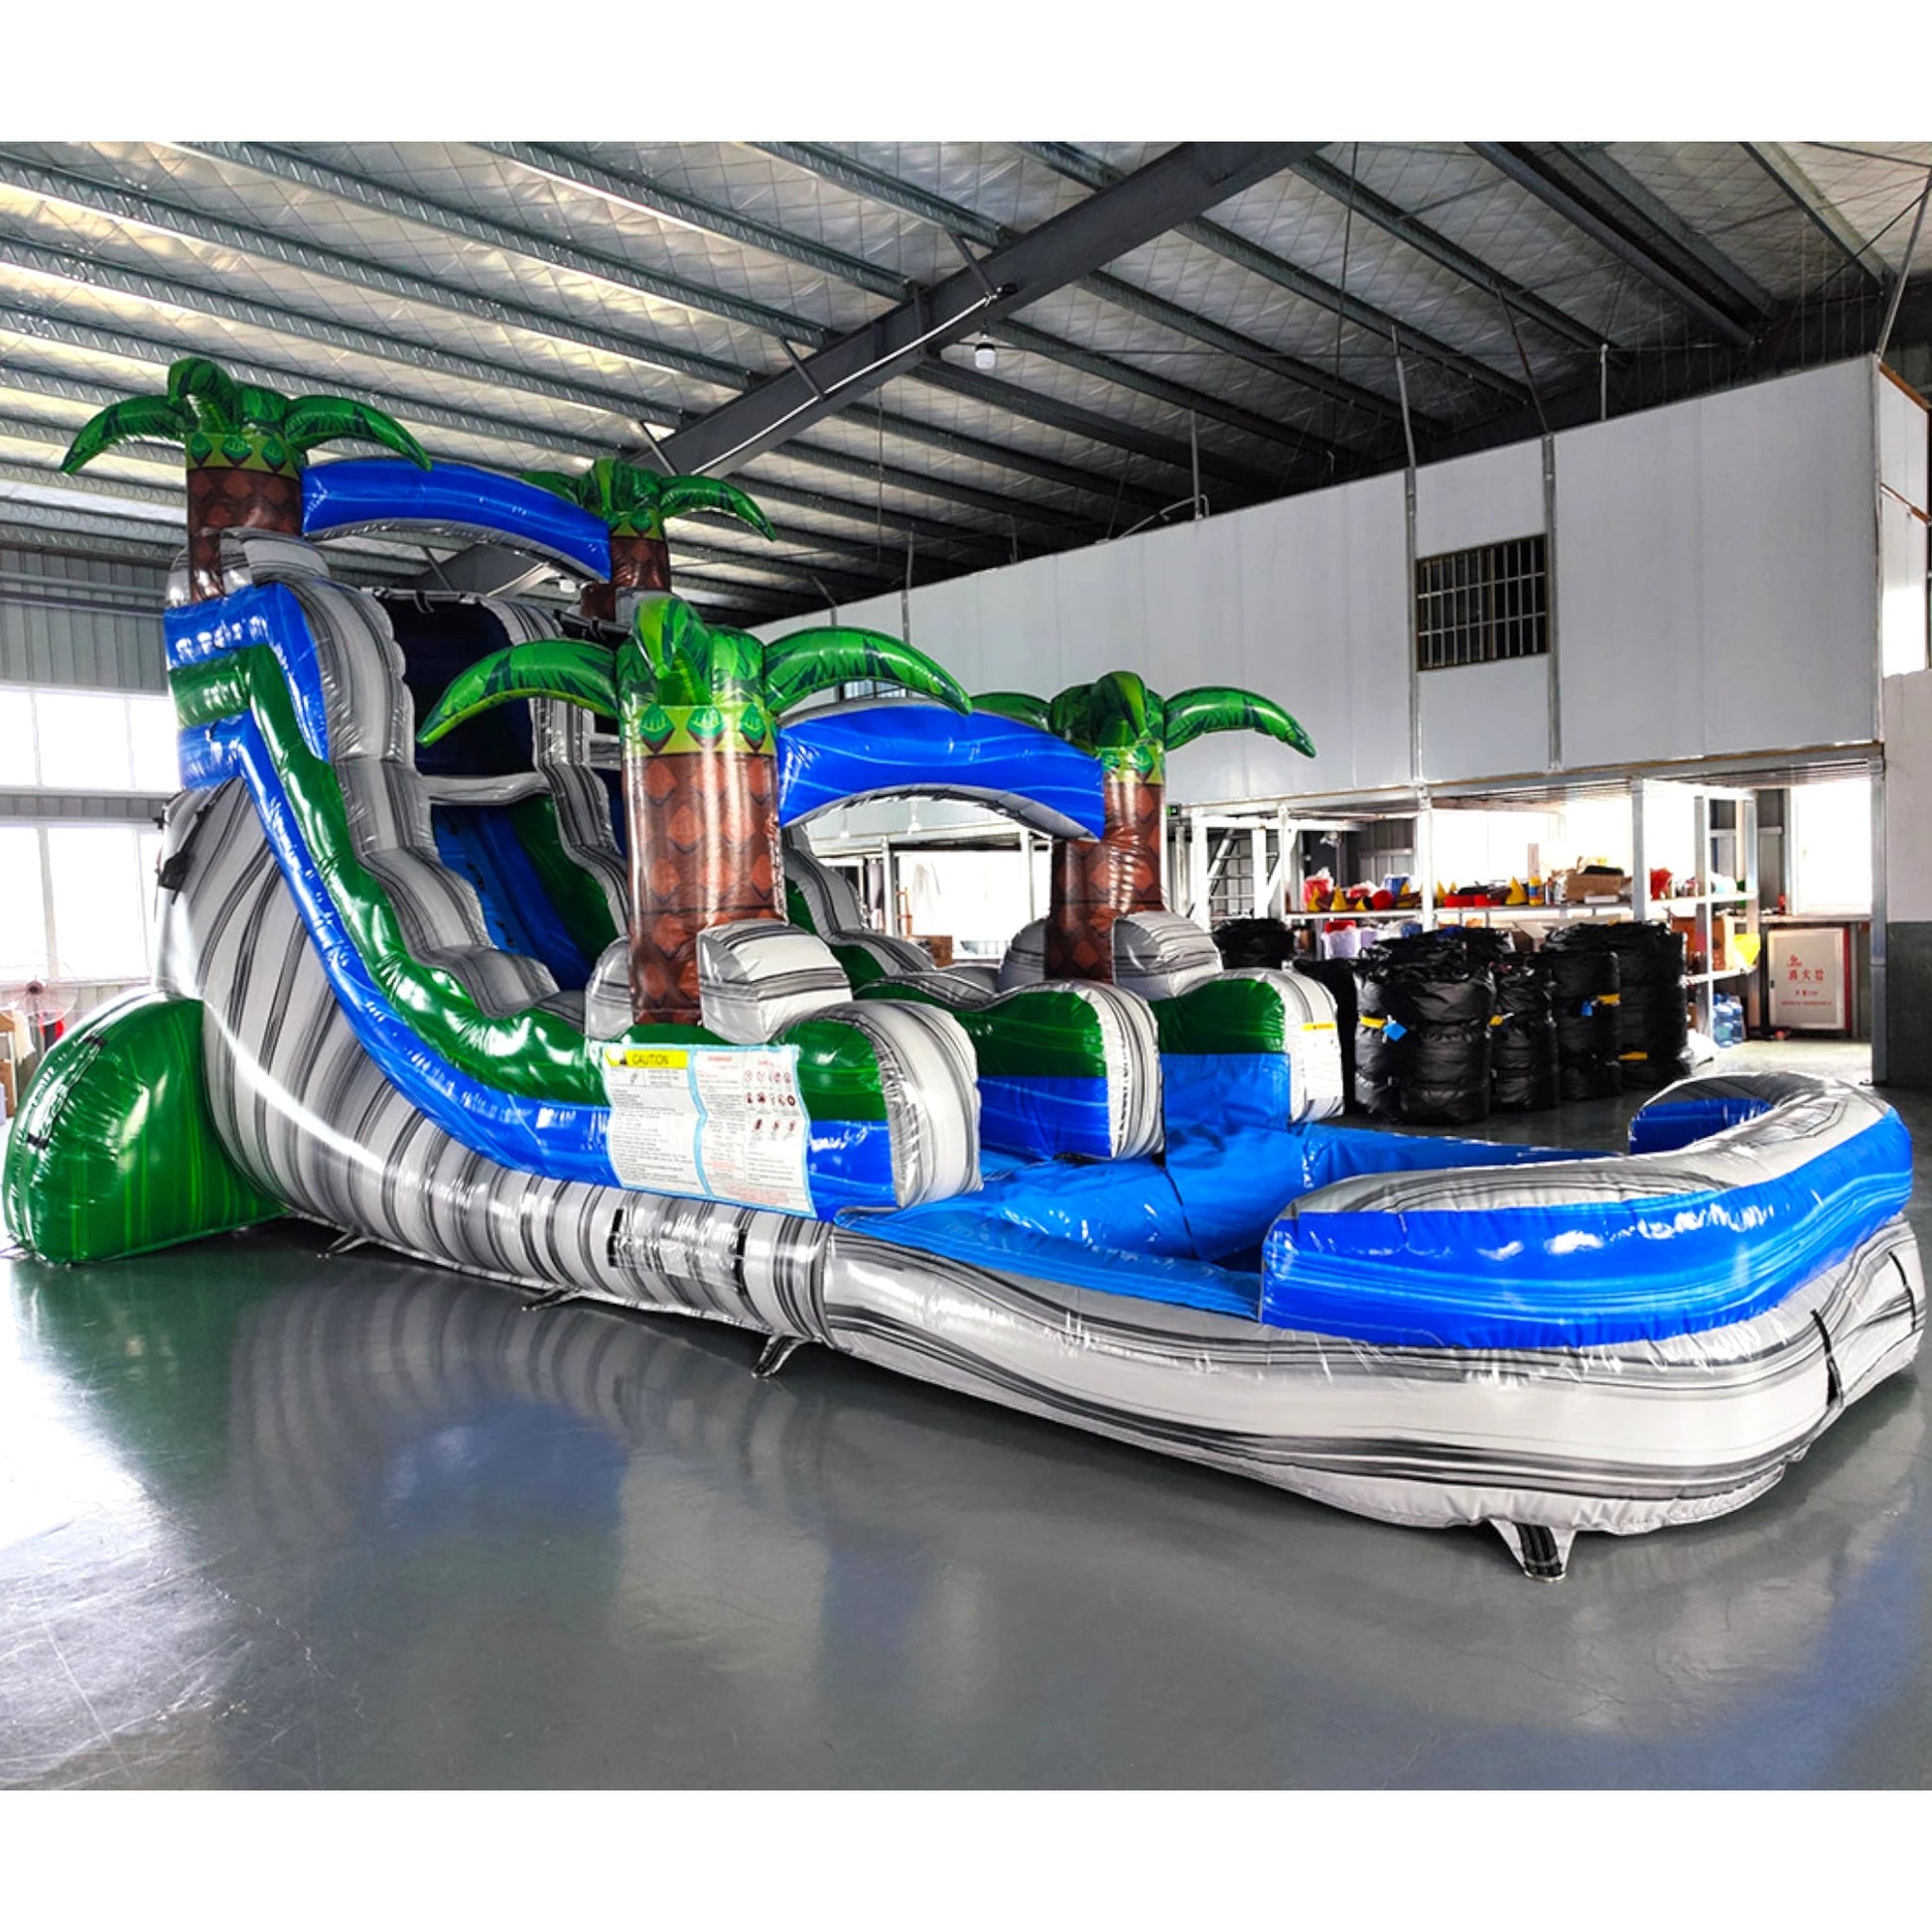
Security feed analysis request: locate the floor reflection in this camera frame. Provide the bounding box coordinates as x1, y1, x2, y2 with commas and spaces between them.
4, 1216, 1929, 1787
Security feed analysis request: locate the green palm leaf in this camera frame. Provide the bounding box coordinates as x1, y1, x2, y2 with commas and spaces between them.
284, 396, 432, 469
974, 690, 1053, 730
235, 383, 290, 430
1083, 670, 1157, 754
167, 356, 242, 430
656, 475, 775, 542
704, 626, 771, 705
762, 627, 970, 718
630, 595, 719, 707
1163, 685, 1315, 758
417, 638, 619, 746
520, 469, 586, 504
61, 393, 193, 473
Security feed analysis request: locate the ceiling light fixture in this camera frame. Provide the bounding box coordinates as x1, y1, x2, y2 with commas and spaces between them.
972, 338, 998, 373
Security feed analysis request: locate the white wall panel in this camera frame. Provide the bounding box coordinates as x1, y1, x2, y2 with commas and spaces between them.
899, 571, 981, 684
1878, 371, 1929, 679
1556, 359, 1877, 770
961, 551, 1058, 695
1420, 655, 1551, 782
1414, 442, 1545, 558
1192, 471, 1410, 804
1052, 537, 1148, 686
1878, 371, 1928, 506
1880, 492, 1927, 678
1883, 669, 1932, 920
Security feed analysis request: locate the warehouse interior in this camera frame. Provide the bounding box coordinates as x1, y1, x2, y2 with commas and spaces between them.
3, 93, 1931, 1841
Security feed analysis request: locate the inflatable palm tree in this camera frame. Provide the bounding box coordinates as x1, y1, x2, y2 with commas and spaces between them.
62, 356, 430, 602
523, 458, 775, 620
421, 595, 969, 1025
978, 672, 1314, 980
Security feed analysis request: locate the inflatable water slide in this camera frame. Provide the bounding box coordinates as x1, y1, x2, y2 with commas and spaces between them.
5, 360, 1922, 1580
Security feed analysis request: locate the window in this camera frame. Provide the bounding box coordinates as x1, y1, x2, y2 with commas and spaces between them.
127, 697, 182, 792
0, 690, 35, 787
0, 826, 48, 980
46, 826, 156, 979
0, 685, 180, 792
1416, 535, 1549, 671
35, 690, 134, 790
1789, 776, 1872, 916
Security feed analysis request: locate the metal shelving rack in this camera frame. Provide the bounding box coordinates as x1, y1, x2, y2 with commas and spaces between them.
1628, 779, 1760, 1036
1172, 778, 1761, 1035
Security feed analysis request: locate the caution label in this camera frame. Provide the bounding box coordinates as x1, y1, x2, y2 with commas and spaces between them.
597, 1040, 812, 1213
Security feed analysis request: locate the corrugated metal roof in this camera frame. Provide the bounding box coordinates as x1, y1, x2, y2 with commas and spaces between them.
0, 139, 1926, 624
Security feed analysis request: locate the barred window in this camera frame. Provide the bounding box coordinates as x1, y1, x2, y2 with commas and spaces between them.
1416, 534, 1549, 670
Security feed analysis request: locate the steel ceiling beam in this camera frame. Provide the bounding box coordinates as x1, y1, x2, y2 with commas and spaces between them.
1742, 142, 1885, 288
754, 139, 1416, 440
0, 243, 1089, 543
1017, 141, 1529, 404
1556, 144, 1774, 317
483, 140, 1352, 477
1285, 152, 1605, 353
1469, 144, 1759, 348
659, 534, 891, 600
739, 433, 1100, 533
912, 358, 1282, 495
838, 399, 1172, 513
658, 142, 1320, 476
983, 318, 1329, 468
483, 142, 911, 301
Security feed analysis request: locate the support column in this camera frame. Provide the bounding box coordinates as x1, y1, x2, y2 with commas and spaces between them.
1880, 672, 1932, 1085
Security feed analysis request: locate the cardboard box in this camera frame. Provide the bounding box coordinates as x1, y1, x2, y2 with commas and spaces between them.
1713, 910, 1742, 971
1557, 867, 1632, 904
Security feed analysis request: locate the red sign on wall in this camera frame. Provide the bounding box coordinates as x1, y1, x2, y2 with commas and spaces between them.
1768, 927, 1851, 1032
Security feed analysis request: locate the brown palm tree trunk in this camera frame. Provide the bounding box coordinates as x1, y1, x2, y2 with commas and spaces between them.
1044, 772, 1166, 979
626, 741, 780, 1024
186, 464, 303, 603
581, 533, 672, 622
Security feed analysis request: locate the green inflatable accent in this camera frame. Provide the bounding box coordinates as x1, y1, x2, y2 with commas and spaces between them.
857, 982, 1119, 1081
1152, 975, 1293, 1056
2, 992, 284, 1263
173, 645, 889, 1120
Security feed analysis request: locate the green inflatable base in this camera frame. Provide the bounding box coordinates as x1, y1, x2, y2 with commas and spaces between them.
3, 990, 284, 1264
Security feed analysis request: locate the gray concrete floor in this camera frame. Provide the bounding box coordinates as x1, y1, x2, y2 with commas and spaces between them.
4, 1040, 1929, 1789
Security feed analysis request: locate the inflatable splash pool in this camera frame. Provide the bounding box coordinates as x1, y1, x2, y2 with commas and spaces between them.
6, 379, 1920, 1581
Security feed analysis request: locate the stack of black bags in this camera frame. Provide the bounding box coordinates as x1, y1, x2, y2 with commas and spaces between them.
1211, 917, 1293, 968
1480, 937, 1560, 1112
1541, 920, 1693, 1097
1353, 930, 1495, 1125
1601, 922, 1694, 1089
1542, 924, 1623, 1099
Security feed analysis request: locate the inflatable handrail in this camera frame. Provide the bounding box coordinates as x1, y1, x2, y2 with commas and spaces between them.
776, 699, 1106, 840
302, 459, 611, 579
1262, 1074, 1913, 1349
